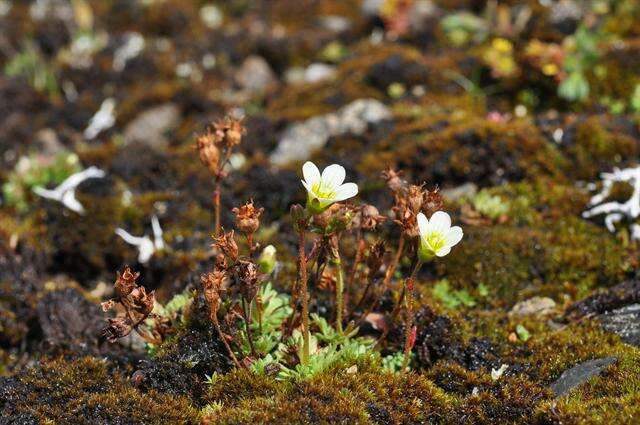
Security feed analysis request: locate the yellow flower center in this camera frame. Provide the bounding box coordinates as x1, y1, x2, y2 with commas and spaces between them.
424, 231, 446, 253
311, 181, 337, 199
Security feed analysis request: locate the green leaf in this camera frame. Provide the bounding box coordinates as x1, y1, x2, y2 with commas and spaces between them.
516, 324, 531, 342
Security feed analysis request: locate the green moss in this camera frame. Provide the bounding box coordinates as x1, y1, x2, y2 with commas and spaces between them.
439, 216, 629, 307
5, 357, 199, 423
361, 117, 566, 186
204, 357, 456, 424
566, 116, 639, 180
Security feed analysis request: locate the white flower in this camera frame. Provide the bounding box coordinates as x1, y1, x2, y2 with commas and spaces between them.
416, 211, 463, 260
301, 161, 358, 213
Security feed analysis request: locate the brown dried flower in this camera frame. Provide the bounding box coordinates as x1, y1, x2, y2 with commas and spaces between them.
359, 204, 387, 231
407, 185, 424, 213
234, 260, 264, 302
381, 168, 405, 193
202, 269, 227, 317
213, 116, 245, 148
115, 266, 140, 298
212, 230, 239, 262
422, 187, 443, 217
196, 131, 221, 174
232, 200, 264, 236
366, 240, 387, 274
129, 286, 155, 316
102, 317, 134, 342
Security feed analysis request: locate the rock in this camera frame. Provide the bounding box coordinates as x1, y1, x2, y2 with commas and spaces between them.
549, 0, 582, 35
200, 4, 223, 30
235, 55, 277, 92
34, 128, 65, 155
319, 15, 351, 33
304, 63, 336, 83
361, 0, 385, 17
550, 357, 617, 397
441, 183, 478, 201
37, 287, 104, 350
599, 304, 640, 346
123, 103, 180, 148
270, 99, 392, 166
509, 297, 556, 317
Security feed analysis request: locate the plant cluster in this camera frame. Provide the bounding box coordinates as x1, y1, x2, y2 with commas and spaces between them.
102, 116, 464, 381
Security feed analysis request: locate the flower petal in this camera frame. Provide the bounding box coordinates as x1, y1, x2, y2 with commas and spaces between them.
302, 161, 321, 186
435, 246, 451, 257
321, 164, 346, 188
427, 211, 451, 233
445, 226, 463, 247
334, 183, 358, 201
417, 212, 428, 237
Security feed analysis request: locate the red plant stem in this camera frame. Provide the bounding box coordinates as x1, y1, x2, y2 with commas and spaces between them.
349, 234, 366, 288
401, 260, 422, 373
383, 235, 405, 290
213, 180, 221, 237
212, 314, 241, 368
298, 227, 310, 365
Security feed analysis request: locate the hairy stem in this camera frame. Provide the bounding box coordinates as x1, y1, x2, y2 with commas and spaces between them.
213, 180, 221, 237
298, 227, 310, 366
333, 250, 345, 335
212, 314, 241, 368
383, 235, 405, 289
401, 260, 422, 373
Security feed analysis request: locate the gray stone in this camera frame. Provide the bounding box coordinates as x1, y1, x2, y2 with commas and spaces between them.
304, 63, 336, 83
550, 357, 617, 397
600, 303, 640, 346
235, 55, 277, 92
441, 182, 478, 201
34, 128, 65, 155
270, 99, 392, 166
319, 15, 351, 33
123, 103, 180, 148
361, 0, 384, 17
509, 297, 556, 317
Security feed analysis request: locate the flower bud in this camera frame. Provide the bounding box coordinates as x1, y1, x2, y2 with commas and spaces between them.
258, 245, 277, 274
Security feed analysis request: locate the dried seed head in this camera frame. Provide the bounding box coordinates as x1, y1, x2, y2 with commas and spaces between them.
235, 260, 264, 302
366, 240, 386, 273
407, 185, 425, 213
212, 230, 239, 262
202, 269, 226, 317
129, 286, 155, 316
422, 187, 443, 216
102, 317, 134, 342
359, 204, 386, 231
213, 116, 245, 148
232, 200, 264, 235
115, 266, 139, 298
196, 131, 221, 174
381, 168, 405, 193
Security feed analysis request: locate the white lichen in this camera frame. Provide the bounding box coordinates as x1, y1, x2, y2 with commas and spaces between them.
32, 166, 106, 214
582, 165, 640, 239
